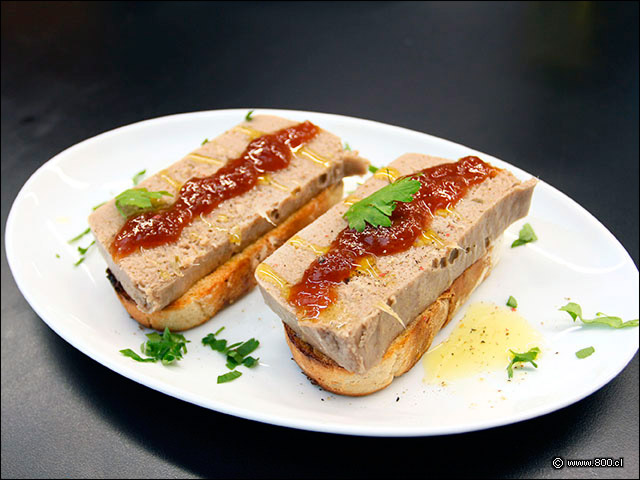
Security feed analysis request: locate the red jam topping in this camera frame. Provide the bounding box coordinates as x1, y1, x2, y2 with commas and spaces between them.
288, 156, 500, 320
112, 121, 319, 259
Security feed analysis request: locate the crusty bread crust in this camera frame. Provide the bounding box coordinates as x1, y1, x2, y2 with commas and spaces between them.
112, 182, 344, 331
284, 244, 497, 396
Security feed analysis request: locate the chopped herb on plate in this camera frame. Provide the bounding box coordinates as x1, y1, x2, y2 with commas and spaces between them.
506, 296, 518, 308
511, 223, 537, 248
115, 188, 172, 218
132, 169, 147, 185
576, 346, 595, 359
120, 327, 190, 365
507, 347, 540, 379
559, 302, 638, 328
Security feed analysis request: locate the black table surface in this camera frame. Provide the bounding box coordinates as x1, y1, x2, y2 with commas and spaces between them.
2, 2, 638, 478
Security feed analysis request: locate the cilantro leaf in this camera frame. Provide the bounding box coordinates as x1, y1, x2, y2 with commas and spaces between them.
68, 227, 91, 244
368, 165, 379, 174
218, 371, 242, 383
559, 302, 582, 321
511, 223, 538, 248
245, 110, 254, 121
507, 347, 540, 379
559, 302, 638, 328
344, 177, 421, 232
121, 327, 189, 365
132, 169, 146, 185
576, 346, 595, 359
115, 188, 172, 218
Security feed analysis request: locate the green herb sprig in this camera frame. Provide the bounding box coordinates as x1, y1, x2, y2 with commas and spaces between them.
368, 165, 379, 174
507, 347, 540, 379
559, 302, 638, 328
115, 188, 172, 218
343, 177, 421, 232
245, 110, 254, 121
511, 223, 537, 248
120, 327, 190, 366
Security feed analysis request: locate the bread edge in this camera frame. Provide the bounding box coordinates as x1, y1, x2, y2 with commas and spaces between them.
284, 242, 499, 396
109, 181, 345, 331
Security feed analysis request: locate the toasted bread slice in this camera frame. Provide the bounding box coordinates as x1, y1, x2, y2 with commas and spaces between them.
283, 242, 498, 396
109, 181, 344, 331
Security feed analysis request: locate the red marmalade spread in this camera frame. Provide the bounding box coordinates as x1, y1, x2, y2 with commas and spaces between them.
288, 156, 500, 320
112, 121, 319, 259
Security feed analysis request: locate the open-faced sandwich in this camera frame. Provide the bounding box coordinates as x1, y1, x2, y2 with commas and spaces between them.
255, 153, 537, 395
88, 115, 369, 331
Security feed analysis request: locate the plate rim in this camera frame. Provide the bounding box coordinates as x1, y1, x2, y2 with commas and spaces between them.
5, 108, 639, 437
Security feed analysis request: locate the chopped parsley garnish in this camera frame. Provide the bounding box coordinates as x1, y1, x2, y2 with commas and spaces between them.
92, 201, 106, 211
245, 110, 254, 121
120, 327, 189, 366
218, 371, 242, 383
511, 223, 537, 248
201, 138, 209, 146
559, 302, 638, 328
507, 347, 540, 379
576, 346, 595, 359
74, 257, 85, 266
55, 253, 60, 259
506, 296, 518, 308
344, 176, 421, 232
132, 169, 146, 185
368, 165, 379, 174
344, 142, 351, 151
202, 327, 260, 383
115, 188, 172, 218
68, 227, 91, 244
77, 240, 95, 256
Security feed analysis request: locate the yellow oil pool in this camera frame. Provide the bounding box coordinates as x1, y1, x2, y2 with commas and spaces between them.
423, 302, 542, 383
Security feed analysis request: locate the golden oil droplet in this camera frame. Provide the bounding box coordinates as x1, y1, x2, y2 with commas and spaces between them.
229, 225, 242, 245
374, 167, 400, 182
296, 146, 331, 168
188, 153, 224, 166
233, 126, 264, 140
158, 169, 182, 190
257, 174, 290, 191
414, 229, 446, 248
289, 235, 329, 256
343, 195, 361, 206
256, 263, 290, 296
354, 256, 381, 277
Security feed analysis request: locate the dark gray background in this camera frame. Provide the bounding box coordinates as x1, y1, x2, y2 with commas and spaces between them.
2, 2, 638, 478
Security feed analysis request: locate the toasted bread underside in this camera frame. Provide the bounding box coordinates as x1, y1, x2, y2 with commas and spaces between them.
111, 181, 344, 331
284, 243, 498, 396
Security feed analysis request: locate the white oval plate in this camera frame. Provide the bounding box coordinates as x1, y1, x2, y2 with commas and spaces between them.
6, 109, 638, 436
